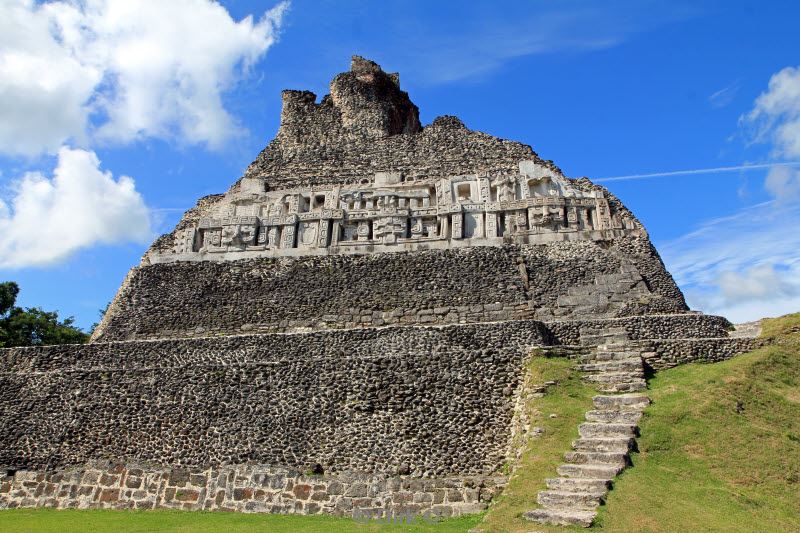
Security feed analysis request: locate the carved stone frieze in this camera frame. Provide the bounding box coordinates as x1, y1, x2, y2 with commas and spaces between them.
153, 161, 640, 261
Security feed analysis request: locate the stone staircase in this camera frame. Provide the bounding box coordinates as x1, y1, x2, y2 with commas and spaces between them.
523, 327, 650, 527
578, 327, 647, 393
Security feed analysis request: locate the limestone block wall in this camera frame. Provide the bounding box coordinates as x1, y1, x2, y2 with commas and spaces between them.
545, 314, 733, 345
0, 318, 760, 518
612, 236, 687, 314
639, 337, 764, 370
96, 240, 689, 342
95, 246, 531, 342
0, 322, 549, 475
0, 464, 503, 518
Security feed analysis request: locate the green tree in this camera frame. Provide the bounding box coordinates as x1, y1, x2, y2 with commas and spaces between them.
89, 302, 111, 336
0, 282, 89, 347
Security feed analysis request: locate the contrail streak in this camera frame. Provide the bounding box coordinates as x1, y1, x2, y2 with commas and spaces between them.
594, 161, 800, 183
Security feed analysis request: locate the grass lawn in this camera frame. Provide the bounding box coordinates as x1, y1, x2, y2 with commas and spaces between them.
2, 313, 798, 532
0, 508, 482, 533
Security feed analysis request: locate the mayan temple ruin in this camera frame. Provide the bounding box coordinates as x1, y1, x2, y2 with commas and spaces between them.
0, 57, 761, 526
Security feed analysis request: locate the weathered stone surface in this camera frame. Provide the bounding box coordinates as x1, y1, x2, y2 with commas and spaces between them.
545, 478, 610, 492
639, 337, 764, 370
528, 335, 652, 528
0, 322, 549, 474
556, 463, 622, 479
0, 465, 497, 517
93, 58, 691, 342
572, 436, 636, 454
524, 508, 596, 527
93, 237, 696, 343
537, 489, 604, 509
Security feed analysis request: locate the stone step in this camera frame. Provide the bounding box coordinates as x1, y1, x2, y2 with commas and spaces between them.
595, 344, 638, 353
578, 422, 637, 438
585, 410, 643, 424
573, 436, 636, 452
596, 381, 647, 393
594, 340, 635, 349
549, 346, 592, 359
537, 489, 605, 510
580, 350, 642, 361
583, 372, 645, 384
557, 463, 622, 479
523, 508, 596, 527
545, 477, 611, 492
567, 286, 601, 297
578, 359, 643, 373
564, 451, 629, 467
593, 394, 650, 411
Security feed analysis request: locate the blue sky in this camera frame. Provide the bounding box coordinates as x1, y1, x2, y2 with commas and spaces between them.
1, 0, 799, 329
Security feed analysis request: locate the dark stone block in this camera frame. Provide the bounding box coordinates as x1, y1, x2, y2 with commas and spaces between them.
98, 489, 119, 503
292, 484, 311, 500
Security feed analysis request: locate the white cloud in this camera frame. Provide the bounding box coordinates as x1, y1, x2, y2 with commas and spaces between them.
764, 165, 800, 201
0, 146, 151, 268
743, 66, 800, 158
0, 0, 289, 156
660, 200, 800, 323
717, 264, 799, 304
0, 0, 100, 156
656, 66, 800, 322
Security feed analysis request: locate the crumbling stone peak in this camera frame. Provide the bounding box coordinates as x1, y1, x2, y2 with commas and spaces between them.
145, 56, 643, 264
1, 56, 754, 521
239, 55, 563, 190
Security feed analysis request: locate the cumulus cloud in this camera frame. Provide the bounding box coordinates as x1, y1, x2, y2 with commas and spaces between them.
0, 1, 100, 156
687, 262, 800, 324
717, 264, 799, 304
743, 66, 800, 158
0, 0, 288, 156
0, 147, 151, 268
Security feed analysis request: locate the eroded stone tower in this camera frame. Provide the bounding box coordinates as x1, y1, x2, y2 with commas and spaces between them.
0, 57, 751, 519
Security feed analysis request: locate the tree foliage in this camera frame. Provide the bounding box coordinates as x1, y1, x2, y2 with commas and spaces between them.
0, 282, 89, 347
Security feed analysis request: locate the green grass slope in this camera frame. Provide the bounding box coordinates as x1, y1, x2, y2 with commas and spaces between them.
481, 312, 800, 533
479, 355, 597, 533
595, 313, 800, 533
1, 314, 798, 532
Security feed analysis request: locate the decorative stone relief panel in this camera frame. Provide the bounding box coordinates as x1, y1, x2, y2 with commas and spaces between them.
153, 161, 640, 261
